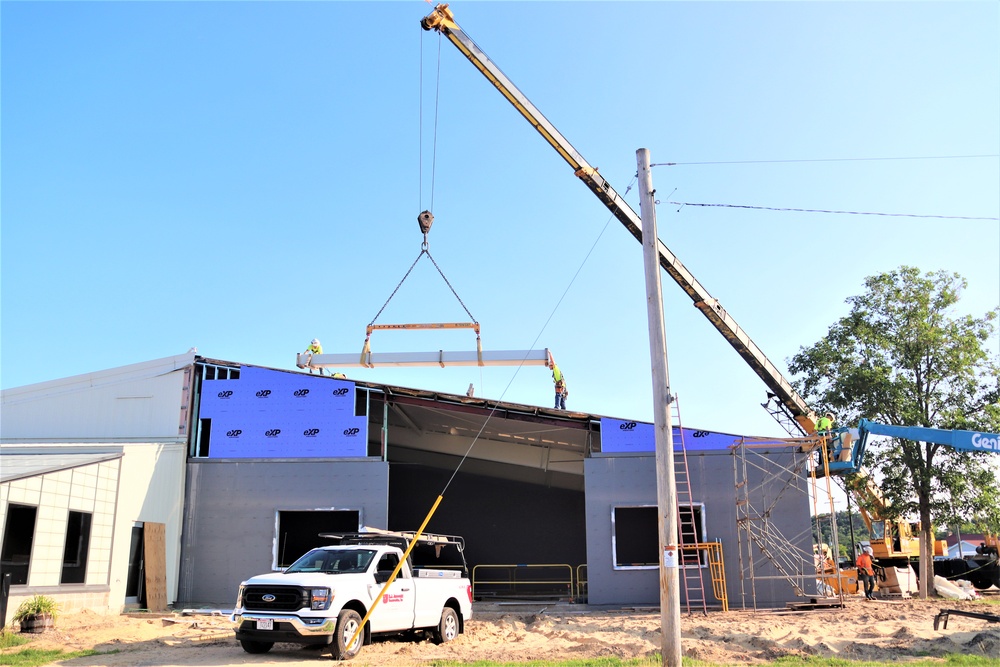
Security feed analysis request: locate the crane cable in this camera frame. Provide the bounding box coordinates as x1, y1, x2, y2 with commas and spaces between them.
363, 31, 475, 339
419, 26, 444, 219
347, 32, 459, 652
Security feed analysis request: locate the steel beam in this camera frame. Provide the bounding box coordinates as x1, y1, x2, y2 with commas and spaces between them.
297, 350, 550, 369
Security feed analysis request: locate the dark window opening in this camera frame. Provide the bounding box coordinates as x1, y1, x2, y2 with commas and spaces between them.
1, 504, 37, 585
613, 506, 658, 567
60, 511, 93, 584
612, 505, 706, 569
197, 418, 212, 457
277, 510, 360, 568
354, 388, 367, 417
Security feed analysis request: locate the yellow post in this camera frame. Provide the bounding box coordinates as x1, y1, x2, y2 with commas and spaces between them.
345, 495, 445, 650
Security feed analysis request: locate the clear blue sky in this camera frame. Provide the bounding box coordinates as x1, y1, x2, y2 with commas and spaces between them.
3, 1, 998, 440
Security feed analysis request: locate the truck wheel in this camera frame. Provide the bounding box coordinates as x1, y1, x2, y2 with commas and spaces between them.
433, 607, 459, 644
240, 639, 274, 654
330, 609, 363, 660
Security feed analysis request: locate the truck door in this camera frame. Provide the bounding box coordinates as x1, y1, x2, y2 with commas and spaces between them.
369, 552, 415, 633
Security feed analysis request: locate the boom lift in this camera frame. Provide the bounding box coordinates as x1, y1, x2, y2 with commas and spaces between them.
820, 420, 1000, 591
421, 3, 817, 436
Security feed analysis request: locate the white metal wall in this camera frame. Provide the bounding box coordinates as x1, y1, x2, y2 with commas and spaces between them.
1, 353, 195, 441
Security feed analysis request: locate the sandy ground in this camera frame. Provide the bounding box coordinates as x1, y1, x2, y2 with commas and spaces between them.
5, 597, 1000, 666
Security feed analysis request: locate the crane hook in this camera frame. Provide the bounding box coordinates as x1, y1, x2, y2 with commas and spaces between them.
417, 210, 434, 250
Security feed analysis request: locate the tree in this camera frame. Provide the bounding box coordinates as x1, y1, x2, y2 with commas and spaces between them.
789, 266, 1000, 598
812, 511, 871, 558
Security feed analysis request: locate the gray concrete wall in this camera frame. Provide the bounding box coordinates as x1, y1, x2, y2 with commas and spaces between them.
176, 459, 389, 606
584, 450, 810, 609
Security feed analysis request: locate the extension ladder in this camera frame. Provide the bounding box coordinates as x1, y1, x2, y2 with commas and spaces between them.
671, 395, 709, 615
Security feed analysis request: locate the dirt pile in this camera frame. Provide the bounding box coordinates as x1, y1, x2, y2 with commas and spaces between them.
8, 597, 1000, 666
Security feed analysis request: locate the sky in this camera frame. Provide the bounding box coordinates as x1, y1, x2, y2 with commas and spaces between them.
3, 1, 999, 453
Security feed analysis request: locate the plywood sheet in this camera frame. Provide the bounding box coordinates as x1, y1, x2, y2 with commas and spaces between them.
143, 522, 168, 612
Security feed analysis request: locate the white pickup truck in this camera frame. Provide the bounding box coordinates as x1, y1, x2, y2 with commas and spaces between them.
232, 530, 473, 660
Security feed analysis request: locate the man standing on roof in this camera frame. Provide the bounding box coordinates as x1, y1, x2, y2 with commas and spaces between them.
857, 545, 877, 600
304, 338, 324, 375
552, 364, 568, 410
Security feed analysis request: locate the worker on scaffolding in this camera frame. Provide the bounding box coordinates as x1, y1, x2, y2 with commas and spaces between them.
552, 364, 568, 410
813, 543, 837, 596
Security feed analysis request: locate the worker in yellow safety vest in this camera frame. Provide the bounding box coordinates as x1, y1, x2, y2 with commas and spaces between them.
815, 411, 836, 464
304, 338, 324, 375
816, 411, 834, 432
552, 364, 568, 410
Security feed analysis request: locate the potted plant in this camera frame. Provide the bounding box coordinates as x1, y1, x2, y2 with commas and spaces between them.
12, 595, 59, 633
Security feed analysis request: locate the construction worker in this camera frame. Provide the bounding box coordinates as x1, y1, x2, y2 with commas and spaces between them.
816, 411, 836, 463
306, 338, 323, 355
814, 544, 835, 596
552, 364, 568, 410
857, 545, 877, 600
304, 338, 324, 375
816, 411, 834, 433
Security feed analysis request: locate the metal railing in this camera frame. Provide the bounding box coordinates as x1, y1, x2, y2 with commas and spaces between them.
472, 564, 575, 601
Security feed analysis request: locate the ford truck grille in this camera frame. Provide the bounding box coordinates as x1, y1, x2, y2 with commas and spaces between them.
243, 586, 305, 612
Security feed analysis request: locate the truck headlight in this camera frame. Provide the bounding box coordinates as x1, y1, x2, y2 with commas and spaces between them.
236, 585, 245, 609
310, 588, 332, 610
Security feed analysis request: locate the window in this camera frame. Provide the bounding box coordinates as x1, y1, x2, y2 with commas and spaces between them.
1, 504, 38, 585
377, 552, 400, 573
612, 504, 707, 569
276, 510, 360, 568
612, 506, 658, 568
61, 511, 93, 584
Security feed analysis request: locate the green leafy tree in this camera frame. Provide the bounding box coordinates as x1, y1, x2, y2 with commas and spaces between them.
789, 266, 1000, 598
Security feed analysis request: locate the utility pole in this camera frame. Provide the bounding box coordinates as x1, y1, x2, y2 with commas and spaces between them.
637, 148, 682, 667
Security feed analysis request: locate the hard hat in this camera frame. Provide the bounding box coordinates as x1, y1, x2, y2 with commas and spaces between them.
864, 546, 873, 555
826, 412, 834, 419
311, 338, 320, 346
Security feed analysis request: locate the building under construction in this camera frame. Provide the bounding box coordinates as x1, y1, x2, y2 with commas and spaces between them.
1, 351, 816, 622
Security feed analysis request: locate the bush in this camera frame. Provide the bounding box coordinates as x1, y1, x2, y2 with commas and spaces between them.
12, 595, 59, 622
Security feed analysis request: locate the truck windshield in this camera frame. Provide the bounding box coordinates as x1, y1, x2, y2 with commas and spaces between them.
285, 549, 377, 574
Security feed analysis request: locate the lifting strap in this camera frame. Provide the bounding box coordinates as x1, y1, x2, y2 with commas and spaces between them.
361, 214, 481, 366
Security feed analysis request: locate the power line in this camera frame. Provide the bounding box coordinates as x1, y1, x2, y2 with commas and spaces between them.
653, 154, 999, 167
668, 201, 999, 221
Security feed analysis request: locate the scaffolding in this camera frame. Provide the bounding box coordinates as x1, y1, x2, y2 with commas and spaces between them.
732, 433, 844, 610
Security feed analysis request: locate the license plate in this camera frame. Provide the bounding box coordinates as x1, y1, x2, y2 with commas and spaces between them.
257, 618, 273, 630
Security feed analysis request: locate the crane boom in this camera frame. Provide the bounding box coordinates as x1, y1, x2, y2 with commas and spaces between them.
422, 4, 816, 435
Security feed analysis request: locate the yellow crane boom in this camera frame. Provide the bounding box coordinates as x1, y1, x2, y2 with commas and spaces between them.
421, 4, 816, 435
